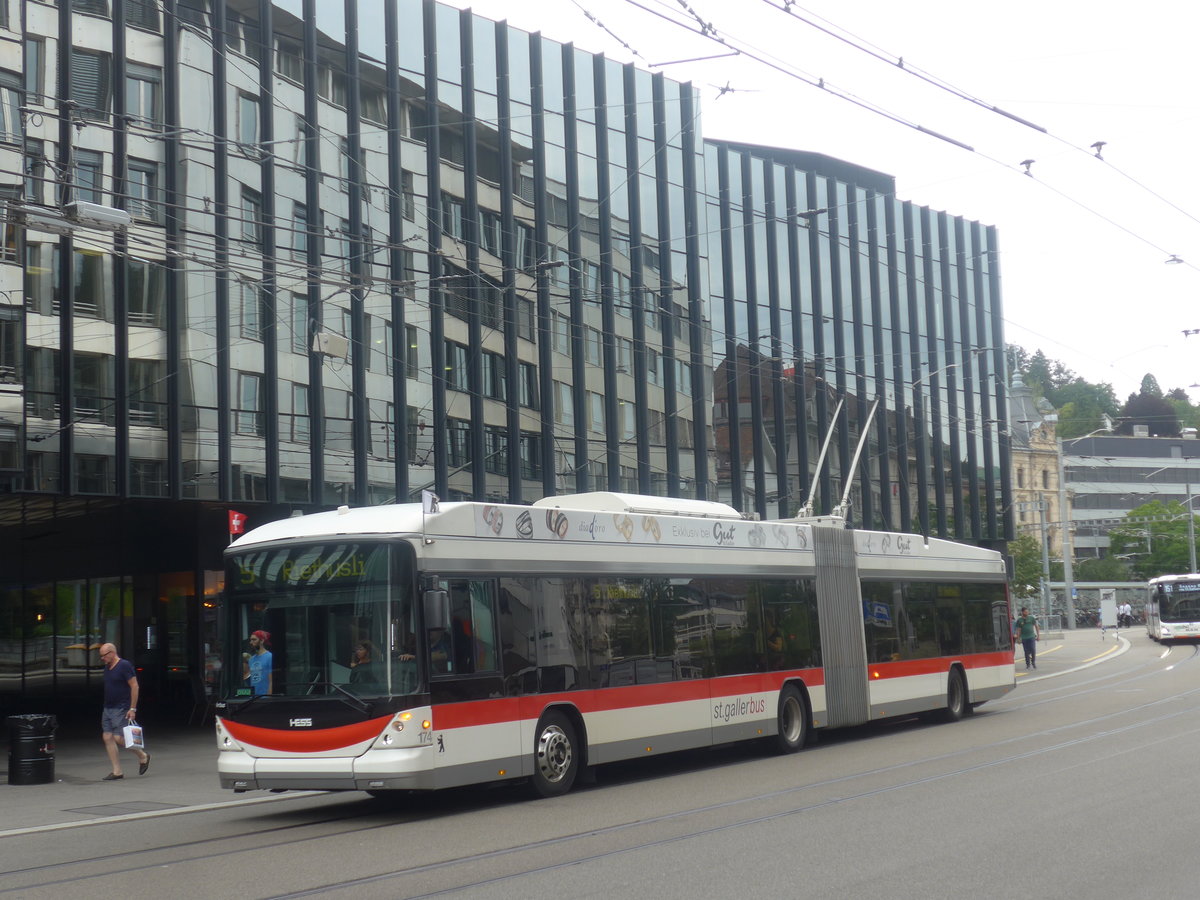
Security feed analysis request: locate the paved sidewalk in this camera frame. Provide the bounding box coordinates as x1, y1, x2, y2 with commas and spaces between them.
2, 626, 1135, 836
0, 719, 302, 836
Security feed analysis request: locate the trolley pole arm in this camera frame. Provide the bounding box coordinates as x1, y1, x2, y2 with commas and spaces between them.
800, 399, 844, 518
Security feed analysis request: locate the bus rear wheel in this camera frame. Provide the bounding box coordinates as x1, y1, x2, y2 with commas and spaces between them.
942, 668, 966, 722
531, 711, 579, 798
773, 684, 808, 754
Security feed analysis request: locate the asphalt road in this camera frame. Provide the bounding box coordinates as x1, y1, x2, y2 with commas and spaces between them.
3, 638, 1198, 899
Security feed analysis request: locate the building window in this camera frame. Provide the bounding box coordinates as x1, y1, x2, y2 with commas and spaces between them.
482, 351, 506, 401
441, 193, 465, 239
76, 455, 114, 494
177, 1, 210, 31
445, 341, 468, 392
127, 0, 161, 31
74, 352, 114, 425
0, 186, 16, 262
289, 293, 308, 354
361, 84, 386, 124
290, 202, 309, 257
239, 283, 262, 340
126, 159, 161, 222
225, 10, 261, 58
554, 381, 574, 427
74, 0, 110, 15
401, 169, 416, 220
70, 49, 111, 120
275, 37, 303, 82
130, 459, 165, 496
447, 418, 471, 467
129, 358, 165, 426
484, 426, 508, 474
283, 382, 309, 442
74, 149, 104, 204
375, 320, 393, 375
405, 324, 418, 379
127, 257, 164, 327
0, 307, 21, 384
237, 91, 259, 145
0, 424, 20, 473
325, 217, 350, 267
73, 249, 108, 319
520, 362, 538, 409
236, 372, 264, 435
520, 432, 541, 480
125, 63, 162, 128
24, 138, 45, 203
318, 64, 347, 107
403, 406, 420, 464
400, 248, 416, 298
241, 187, 263, 246
24, 37, 45, 101
588, 392, 605, 434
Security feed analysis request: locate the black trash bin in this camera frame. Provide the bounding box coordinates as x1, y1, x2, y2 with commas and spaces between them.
7, 714, 57, 786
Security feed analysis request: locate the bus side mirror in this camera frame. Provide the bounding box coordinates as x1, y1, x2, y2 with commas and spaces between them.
424, 590, 450, 630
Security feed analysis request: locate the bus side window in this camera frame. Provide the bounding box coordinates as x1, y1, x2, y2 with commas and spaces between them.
434, 580, 499, 675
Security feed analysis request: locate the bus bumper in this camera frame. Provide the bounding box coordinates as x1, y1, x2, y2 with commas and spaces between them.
218, 746, 436, 792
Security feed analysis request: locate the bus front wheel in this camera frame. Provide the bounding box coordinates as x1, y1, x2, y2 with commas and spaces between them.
773, 684, 808, 754
531, 711, 579, 798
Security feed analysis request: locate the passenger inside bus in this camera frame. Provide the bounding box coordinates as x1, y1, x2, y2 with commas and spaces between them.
349, 640, 378, 686
428, 626, 451, 673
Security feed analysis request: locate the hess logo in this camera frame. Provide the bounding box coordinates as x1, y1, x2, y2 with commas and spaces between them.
289, 718, 313, 728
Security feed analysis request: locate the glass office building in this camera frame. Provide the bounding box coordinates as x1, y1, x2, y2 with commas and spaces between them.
0, 0, 1012, 711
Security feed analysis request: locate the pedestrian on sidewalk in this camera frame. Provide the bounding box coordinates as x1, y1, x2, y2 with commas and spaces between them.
1014, 607, 1040, 669
100, 643, 150, 780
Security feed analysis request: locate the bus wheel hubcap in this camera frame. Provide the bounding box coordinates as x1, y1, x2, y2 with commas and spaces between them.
781, 696, 802, 743
537, 725, 572, 782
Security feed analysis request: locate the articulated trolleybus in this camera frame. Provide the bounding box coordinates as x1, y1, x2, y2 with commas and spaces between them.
216, 492, 1014, 798
1146, 574, 1200, 641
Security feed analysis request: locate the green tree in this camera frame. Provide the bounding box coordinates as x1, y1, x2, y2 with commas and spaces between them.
1108, 500, 1198, 579
1053, 380, 1120, 438
1074, 556, 1132, 581
1118, 385, 1180, 437
1008, 533, 1044, 600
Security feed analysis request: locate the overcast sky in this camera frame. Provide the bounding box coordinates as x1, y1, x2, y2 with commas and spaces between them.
441, 0, 1200, 403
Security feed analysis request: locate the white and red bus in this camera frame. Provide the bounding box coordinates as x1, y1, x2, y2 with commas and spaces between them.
1146, 574, 1200, 641
215, 492, 1014, 797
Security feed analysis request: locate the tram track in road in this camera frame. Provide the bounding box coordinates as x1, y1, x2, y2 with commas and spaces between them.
7, 644, 1193, 898
999, 640, 1199, 709
265, 697, 1200, 898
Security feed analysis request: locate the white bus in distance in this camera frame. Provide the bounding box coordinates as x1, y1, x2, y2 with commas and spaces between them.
215, 492, 1015, 798
1146, 574, 1200, 641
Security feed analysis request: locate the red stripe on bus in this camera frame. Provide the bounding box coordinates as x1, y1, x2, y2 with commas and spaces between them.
431, 670, 825, 729
222, 715, 393, 752
868, 651, 1013, 679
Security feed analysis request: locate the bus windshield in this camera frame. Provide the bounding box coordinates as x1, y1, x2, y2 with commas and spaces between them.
223, 541, 416, 700
1158, 582, 1200, 623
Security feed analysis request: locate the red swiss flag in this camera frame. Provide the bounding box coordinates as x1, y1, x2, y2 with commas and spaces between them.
228, 510, 248, 536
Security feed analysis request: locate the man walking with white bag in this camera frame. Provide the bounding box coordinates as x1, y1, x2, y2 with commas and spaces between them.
99, 642, 150, 781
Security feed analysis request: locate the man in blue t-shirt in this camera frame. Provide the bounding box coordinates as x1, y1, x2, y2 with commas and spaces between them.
244, 630, 273, 695
100, 643, 150, 780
